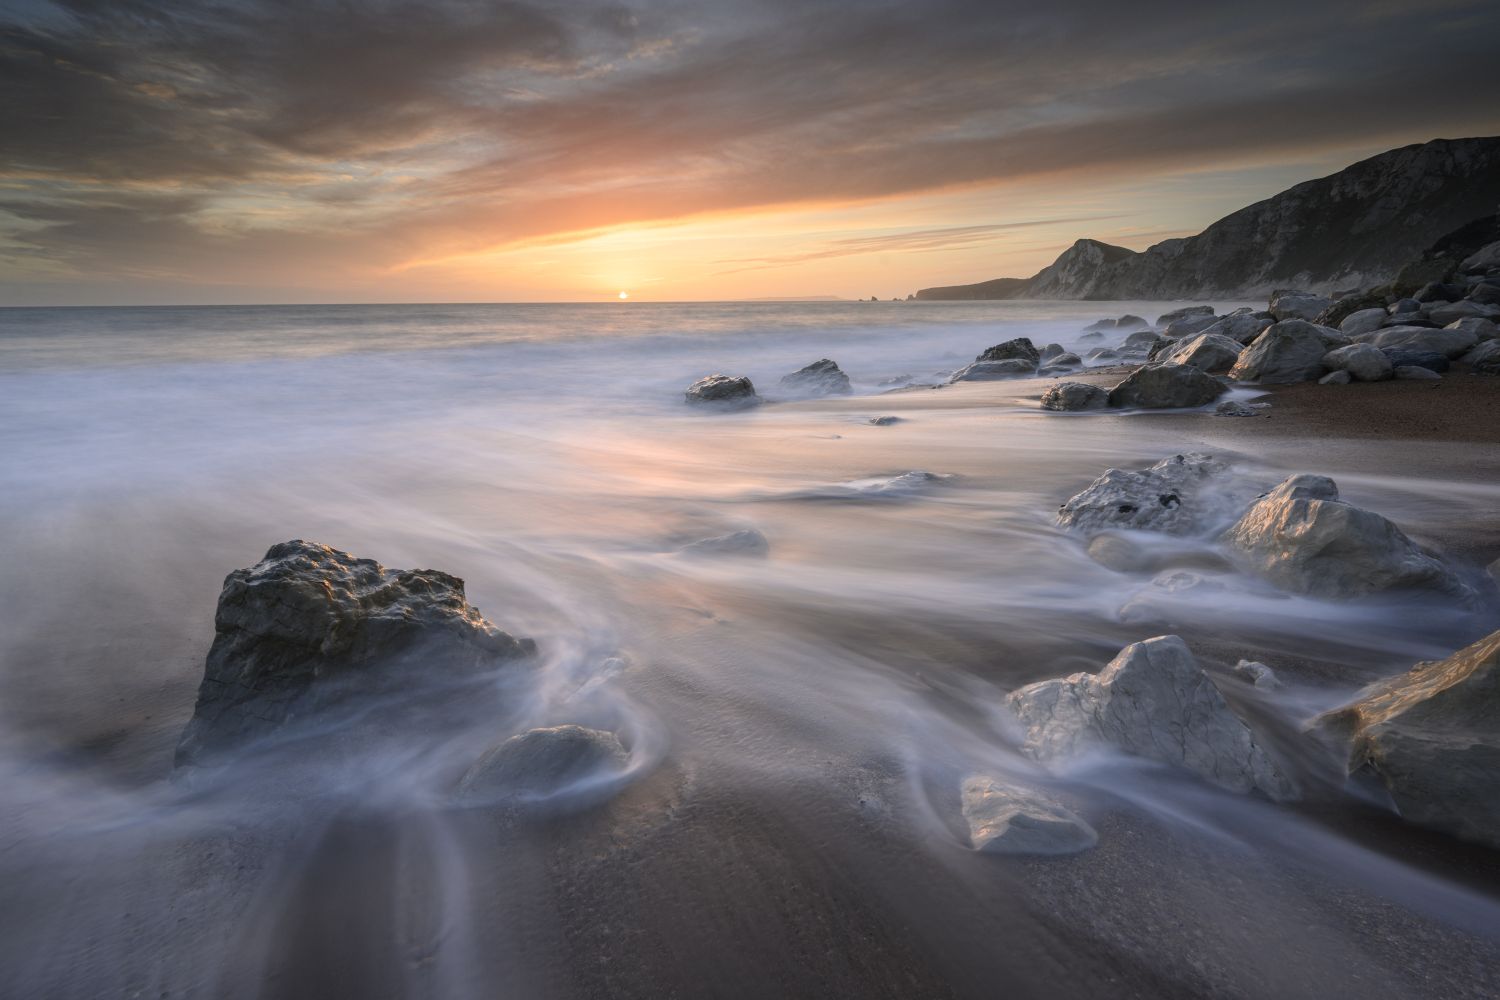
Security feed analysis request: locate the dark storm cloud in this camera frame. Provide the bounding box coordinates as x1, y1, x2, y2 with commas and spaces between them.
2, 0, 1498, 290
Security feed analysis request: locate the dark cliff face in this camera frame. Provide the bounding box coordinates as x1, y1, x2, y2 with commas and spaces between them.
914, 136, 1500, 301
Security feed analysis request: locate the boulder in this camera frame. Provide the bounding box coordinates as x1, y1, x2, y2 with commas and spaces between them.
950, 359, 1036, 381
1220, 475, 1475, 604
1394, 365, 1441, 380
1085, 348, 1121, 362
1162, 332, 1244, 373
1040, 382, 1110, 412
868, 415, 901, 426
1124, 329, 1162, 348
1316, 293, 1386, 329
1413, 281, 1466, 303
175, 541, 534, 766
1389, 298, 1422, 315
1006, 635, 1296, 799
1082, 318, 1117, 332
457, 725, 628, 804
1269, 289, 1334, 322
1461, 341, 1500, 371
1322, 343, 1393, 382
1427, 300, 1500, 327
1039, 343, 1067, 361
1460, 241, 1500, 273
686, 374, 759, 407
1117, 314, 1150, 331
1056, 453, 1233, 536
677, 528, 770, 558
1446, 316, 1498, 343
960, 776, 1097, 855
1233, 660, 1282, 690
1381, 314, 1439, 329
1339, 308, 1389, 338
1380, 348, 1448, 373
1163, 314, 1221, 340
1041, 351, 1082, 369
1467, 283, 1500, 306
1228, 320, 1334, 383
1318, 370, 1352, 385
1313, 630, 1500, 849
1155, 305, 1214, 328
1106, 362, 1224, 409
778, 359, 851, 397
976, 338, 1041, 365
1214, 400, 1257, 417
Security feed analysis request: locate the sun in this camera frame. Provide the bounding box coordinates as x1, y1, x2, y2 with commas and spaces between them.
618, 290, 629, 300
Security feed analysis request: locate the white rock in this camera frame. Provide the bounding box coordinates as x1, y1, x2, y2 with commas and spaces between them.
1056, 453, 1235, 536
960, 776, 1098, 855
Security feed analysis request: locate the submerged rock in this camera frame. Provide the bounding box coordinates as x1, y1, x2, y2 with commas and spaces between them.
457, 725, 628, 804
1314, 631, 1500, 849
779, 358, 852, 396
1214, 400, 1257, 417
1220, 475, 1475, 604
1233, 660, 1282, 690
677, 528, 770, 558
1056, 453, 1233, 536
686, 374, 760, 407
1106, 362, 1225, 409
1229, 320, 1334, 383
175, 541, 534, 766
868, 415, 901, 426
960, 776, 1097, 855
1040, 382, 1110, 412
1006, 635, 1296, 799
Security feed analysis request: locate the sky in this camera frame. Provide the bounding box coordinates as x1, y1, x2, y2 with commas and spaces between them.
2, 0, 1498, 305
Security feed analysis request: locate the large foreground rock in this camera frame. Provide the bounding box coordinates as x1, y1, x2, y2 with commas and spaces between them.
176, 541, 534, 765
686, 374, 759, 407
1228, 320, 1333, 383
1161, 332, 1244, 373
1006, 636, 1296, 799
1220, 475, 1475, 604
1056, 453, 1233, 536
458, 725, 629, 804
960, 776, 1097, 855
1314, 630, 1500, 849
1107, 362, 1224, 409
779, 358, 852, 396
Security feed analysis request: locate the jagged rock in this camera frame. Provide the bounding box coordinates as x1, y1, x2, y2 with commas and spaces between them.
1220, 475, 1475, 603
779, 359, 851, 396
1318, 370, 1352, 385
868, 415, 901, 426
1228, 320, 1334, 383
1162, 332, 1244, 373
175, 541, 534, 765
1215, 400, 1257, 417
1156, 305, 1214, 328
976, 338, 1041, 365
457, 725, 628, 804
950, 359, 1036, 381
686, 374, 760, 407
1339, 308, 1390, 338
1322, 343, 1393, 382
960, 776, 1097, 855
677, 528, 769, 558
1380, 348, 1448, 372
1233, 660, 1282, 690
1006, 635, 1296, 799
1461, 241, 1500, 272
1056, 453, 1234, 536
1040, 382, 1110, 412
1394, 365, 1442, 380
1269, 290, 1335, 322
1163, 314, 1221, 340
1313, 631, 1500, 849
1358, 324, 1478, 359
1107, 362, 1225, 409
1202, 311, 1275, 344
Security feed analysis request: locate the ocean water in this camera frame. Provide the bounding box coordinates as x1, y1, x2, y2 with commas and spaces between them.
1, 301, 1498, 999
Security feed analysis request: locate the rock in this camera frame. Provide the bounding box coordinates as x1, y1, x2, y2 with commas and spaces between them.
1043, 351, 1082, 368
1163, 314, 1221, 340
1084, 533, 1153, 573
778, 359, 851, 397
1460, 241, 1500, 273
868, 415, 901, 426
1322, 343, 1393, 382
976, 338, 1041, 365
1394, 365, 1442, 380
1214, 400, 1257, 417
878, 374, 914, 387
686, 374, 759, 407
1381, 314, 1439, 329
1379, 348, 1449, 372
1082, 318, 1117, 332
175, 541, 534, 766
1107, 362, 1225, 409
1155, 305, 1214, 328
1467, 283, 1500, 306
1228, 320, 1334, 383
1268, 289, 1335, 322
1318, 369, 1352, 385
1006, 635, 1296, 799
1316, 293, 1386, 329
1461, 341, 1500, 368
1162, 332, 1244, 373
1220, 475, 1475, 603
1079, 331, 1104, 341
1446, 316, 1498, 343
1039, 343, 1066, 361
1413, 281, 1466, 303
1124, 329, 1162, 348
1313, 630, 1500, 849
960, 776, 1097, 855
1039, 382, 1110, 412
1475, 354, 1500, 376
1233, 660, 1282, 690
1339, 308, 1389, 338
677, 528, 769, 558
1056, 453, 1233, 536
1116, 314, 1150, 330
1117, 570, 1227, 623
950, 359, 1036, 381
1085, 347, 1121, 362
457, 725, 628, 804
1200, 311, 1274, 345
1389, 297, 1422, 314
1427, 300, 1500, 327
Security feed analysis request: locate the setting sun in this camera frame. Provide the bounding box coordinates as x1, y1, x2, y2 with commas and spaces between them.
618, 291, 629, 300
